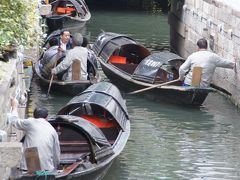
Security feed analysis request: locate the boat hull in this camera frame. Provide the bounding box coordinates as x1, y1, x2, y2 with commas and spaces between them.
10, 82, 130, 180
101, 62, 211, 106
91, 32, 214, 106
44, 0, 91, 34
34, 61, 99, 96
46, 16, 86, 33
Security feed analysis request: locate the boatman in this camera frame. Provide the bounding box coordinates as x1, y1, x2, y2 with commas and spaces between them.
51, 33, 89, 81
178, 38, 236, 88
7, 98, 60, 171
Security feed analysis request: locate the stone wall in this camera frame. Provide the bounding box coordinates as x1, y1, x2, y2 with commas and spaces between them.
0, 51, 31, 179
169, 0, 240, 107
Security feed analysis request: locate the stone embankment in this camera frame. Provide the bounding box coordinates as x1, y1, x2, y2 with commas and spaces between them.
0, 49, 34, 179
169, 0, 240, 107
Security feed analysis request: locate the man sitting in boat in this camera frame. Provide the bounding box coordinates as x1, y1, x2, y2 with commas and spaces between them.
51, 33, 88, 81
178, 38, 236, 88
58, 30, 73, 52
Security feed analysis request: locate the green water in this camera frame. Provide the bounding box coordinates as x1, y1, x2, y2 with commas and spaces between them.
29, 10, 240, 179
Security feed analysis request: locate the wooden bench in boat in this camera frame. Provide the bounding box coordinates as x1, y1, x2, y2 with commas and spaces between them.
72, 59, 81, 80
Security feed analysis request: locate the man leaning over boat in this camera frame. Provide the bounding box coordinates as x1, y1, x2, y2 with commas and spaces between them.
7, 98, 60, 171
178, 38, 236, 88
51, 33, 88, 81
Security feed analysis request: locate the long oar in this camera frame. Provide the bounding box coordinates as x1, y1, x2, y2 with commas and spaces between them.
46, 53, 59, 97
128, 79, 180, 95
46, 73, 55, 97
56, 160, 83, 178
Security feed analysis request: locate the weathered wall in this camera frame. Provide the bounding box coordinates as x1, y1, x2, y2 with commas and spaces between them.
0, 52, 31, 179
169, 0, 240, 107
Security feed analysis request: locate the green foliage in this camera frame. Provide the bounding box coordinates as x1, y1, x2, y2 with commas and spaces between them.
0, 0, 41, 52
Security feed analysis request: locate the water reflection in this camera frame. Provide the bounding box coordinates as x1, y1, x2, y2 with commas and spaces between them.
86, 10, 170, 51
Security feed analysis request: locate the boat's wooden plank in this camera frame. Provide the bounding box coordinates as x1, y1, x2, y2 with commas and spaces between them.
25, 147, 41, 174
191, 67, 202, 87
56, 160, 83, 178
72, 60, 81, 80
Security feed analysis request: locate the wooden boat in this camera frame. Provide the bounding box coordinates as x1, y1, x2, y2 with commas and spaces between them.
10, 82, 130, 180
92, 32, 215, 106
34, 43, 100, 96
45, 0, 91, 33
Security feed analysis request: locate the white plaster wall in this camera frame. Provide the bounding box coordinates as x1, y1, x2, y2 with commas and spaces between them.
220, 0, 240, 11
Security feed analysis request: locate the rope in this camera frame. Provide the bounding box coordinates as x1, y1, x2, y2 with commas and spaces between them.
35, 170, 50, 180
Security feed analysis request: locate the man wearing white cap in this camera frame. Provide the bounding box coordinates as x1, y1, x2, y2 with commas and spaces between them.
52, 33, 88, 81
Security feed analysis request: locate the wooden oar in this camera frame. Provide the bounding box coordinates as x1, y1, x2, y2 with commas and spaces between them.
128, 79, 180, 95
46, 73, 55, 97
46, 53, 59, 97
56, 160, 83, 178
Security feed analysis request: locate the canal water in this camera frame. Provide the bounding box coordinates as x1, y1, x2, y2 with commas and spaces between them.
29, 10, 240, 179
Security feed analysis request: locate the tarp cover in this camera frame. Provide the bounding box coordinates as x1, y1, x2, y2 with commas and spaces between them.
69, 0, 87, 15
132, 52, 184, 83
58, 82, 129, 131
52, 0, 87, 14
92, 32, 136, 62
54, 115, 111, 146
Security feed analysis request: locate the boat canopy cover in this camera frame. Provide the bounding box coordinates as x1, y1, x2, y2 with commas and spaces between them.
132, 52, 184, 83
53, 115, 111, 146
52, 0, 87, 14
39, 47, 65, 79
58, 82, 129, 131
92, 32, 136, 62
69, 0, 87, 15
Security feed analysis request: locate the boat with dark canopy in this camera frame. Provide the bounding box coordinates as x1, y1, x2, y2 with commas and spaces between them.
10, 82, 130, 180
92, 32, 215, 106
45, 0, 91, 33
34, 30, 100, 96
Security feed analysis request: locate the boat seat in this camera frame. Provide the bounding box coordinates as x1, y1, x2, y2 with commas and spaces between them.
109, 55, 127, 64
72, 59, 81, 80
56, 7, 76, 15
60, 141, 90, 153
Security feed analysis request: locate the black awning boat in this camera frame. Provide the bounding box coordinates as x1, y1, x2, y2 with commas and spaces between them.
11, 82, 130, 179
45, 0, 91, 33
92, 32, 215, 106
34, 35, 101, 96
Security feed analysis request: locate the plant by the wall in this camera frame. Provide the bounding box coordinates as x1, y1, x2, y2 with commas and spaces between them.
0, 0, 41, 57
